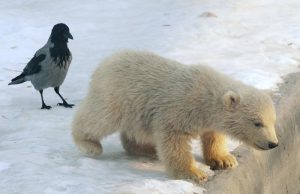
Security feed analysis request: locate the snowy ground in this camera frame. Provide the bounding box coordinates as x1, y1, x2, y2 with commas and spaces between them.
1, 0, 300, 194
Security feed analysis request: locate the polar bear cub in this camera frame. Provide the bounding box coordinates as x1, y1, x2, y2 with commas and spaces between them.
72, 51, 278, 183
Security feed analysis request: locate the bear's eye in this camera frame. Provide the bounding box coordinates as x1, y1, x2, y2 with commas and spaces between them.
254, 122, 263, 128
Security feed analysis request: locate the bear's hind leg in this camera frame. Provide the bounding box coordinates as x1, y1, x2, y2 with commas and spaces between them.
201, 131, 238, 170
72, 130, 103, 157
120, 131, 157, 159
71, 104, 113, 157
155, 130, 207, 183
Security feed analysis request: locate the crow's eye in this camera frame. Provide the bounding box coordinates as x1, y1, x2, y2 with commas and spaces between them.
254, 122, 263, 128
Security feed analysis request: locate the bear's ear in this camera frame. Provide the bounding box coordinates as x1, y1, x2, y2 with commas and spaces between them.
222, 91, 240, 110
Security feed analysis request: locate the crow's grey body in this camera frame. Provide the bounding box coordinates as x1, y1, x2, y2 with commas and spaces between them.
25, 41, 72, 91
9, 23, 74, 109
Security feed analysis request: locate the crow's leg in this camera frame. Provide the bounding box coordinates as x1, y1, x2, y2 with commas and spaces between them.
54, 87, 74, 108
39, 90, 51, 109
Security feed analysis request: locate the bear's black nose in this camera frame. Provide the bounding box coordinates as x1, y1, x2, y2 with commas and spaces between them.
268, 142, 278, 149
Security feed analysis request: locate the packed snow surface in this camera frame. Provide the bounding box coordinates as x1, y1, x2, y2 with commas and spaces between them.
1, 0, 300, 193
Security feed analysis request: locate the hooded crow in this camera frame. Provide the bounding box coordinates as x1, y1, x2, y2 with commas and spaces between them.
9, 23, 74, 109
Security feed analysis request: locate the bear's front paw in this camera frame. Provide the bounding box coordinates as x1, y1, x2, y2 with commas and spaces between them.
206, 154, 238, 170
187, 168, 208, 184
172, 168, 208, 184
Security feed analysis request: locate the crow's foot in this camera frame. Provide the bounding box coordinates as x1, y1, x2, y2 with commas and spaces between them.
57, 102, 74, 108
41, 105, 52, 110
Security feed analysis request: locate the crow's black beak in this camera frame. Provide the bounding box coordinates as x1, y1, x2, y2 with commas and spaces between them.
68, 32, 73, 40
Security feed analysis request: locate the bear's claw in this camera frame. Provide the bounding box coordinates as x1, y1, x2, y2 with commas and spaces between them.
188, 169, 208, 183
207, 154, 238, 170
172, 168, 208, 184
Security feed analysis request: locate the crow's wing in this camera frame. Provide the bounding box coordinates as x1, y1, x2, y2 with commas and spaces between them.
23, 53, 46, 76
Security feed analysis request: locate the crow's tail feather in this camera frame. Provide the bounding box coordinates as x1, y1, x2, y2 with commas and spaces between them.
8, 73, 26, 85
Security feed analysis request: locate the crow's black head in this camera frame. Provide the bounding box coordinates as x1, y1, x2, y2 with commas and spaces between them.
50, 23, 73, 68
50, 23, 73, 43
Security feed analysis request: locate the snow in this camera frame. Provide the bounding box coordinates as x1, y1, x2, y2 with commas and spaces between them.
0, 0, 300, 193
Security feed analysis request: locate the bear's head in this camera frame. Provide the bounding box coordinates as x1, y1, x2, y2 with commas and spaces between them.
222, 89, 278, 150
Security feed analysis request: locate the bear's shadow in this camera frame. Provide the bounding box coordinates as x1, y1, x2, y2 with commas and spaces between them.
98, 151, 167, 177
99, 150, 205, 164
98, 150, 206, 172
